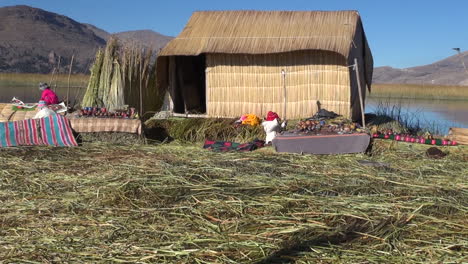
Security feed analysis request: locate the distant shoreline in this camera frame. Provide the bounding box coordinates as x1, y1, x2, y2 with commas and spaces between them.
370, 83, 468, 100
0, 73, 89, 88
1, 73, 468, 101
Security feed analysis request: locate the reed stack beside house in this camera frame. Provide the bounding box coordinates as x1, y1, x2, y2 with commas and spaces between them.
82, 38, 164, 117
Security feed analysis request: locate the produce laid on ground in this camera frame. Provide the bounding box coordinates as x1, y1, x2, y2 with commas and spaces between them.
293, 118, 366, 134
373, 129, 458, 146
77, 107, 138, 119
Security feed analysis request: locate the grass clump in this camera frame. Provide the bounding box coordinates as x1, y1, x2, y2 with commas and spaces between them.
77, 132, 145, 145
145, 117, 265, 143
368, 100, 445, 135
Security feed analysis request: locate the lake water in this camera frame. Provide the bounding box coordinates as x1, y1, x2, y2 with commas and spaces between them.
0, 85, 87, 106
1, 86, 467, 134
366, 97, 468, 134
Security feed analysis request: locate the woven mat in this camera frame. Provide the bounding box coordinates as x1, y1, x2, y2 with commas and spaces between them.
0, 103, 39, 122
68, 117, 142, 135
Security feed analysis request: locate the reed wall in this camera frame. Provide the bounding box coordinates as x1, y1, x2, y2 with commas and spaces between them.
206, 50, 351, 119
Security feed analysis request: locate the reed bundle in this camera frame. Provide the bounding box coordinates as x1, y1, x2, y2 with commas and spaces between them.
98, 38, 118, 105
0, 140, 466, 263
106, 59, 124, 111
449, 127, 468, 145
82, 37, 164, 115
82, 49, 104, 107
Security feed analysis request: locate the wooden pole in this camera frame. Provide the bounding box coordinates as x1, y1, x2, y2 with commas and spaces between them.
354, 58, 366, 129
49, 68, 56, 86
282, 69, 287, 120
66, 55, 75, 107
169, 57, 176, 113
205, 68, 210, 115
139, 56, 143, 118
53, 56, 62, 91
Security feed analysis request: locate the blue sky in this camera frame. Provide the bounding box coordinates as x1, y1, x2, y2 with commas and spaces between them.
2, 0, 468, 68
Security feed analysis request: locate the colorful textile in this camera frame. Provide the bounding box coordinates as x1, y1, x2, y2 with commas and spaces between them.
0, 115, 77, 147
372, 133, 457, 146
241, 114, 260, 126
203, 139, 265, 152
40, 88, 59, 105
265, 111, 280, 121
68, 117, 142, 135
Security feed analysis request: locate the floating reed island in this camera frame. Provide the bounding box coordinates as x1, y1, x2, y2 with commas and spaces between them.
0, 139, 466, 263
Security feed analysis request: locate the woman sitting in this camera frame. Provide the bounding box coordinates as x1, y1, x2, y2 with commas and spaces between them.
38, 82, 59, 105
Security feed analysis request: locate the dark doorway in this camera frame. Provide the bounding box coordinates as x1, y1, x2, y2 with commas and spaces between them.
169, 55, 206, 114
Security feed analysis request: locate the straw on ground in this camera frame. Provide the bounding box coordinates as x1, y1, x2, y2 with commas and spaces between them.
0, 140, 466, 263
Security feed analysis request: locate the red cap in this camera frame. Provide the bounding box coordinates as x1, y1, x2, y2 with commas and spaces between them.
265, 111, 279, 121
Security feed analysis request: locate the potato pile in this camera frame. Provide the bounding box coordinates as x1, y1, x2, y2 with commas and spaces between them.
295, 119, 363, 134
78, 107, 137, 119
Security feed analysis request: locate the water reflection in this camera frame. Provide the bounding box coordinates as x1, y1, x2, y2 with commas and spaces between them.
0, 85, 86, 105
1, 87, 466, 134
367, 97, 468, 134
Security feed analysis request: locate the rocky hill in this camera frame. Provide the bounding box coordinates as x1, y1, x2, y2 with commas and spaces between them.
84, 26, 173, 51
373, 51, 468, 85
0, 5, 172, 74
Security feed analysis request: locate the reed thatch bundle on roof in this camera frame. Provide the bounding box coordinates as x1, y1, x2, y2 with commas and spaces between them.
156, 10, 373, 120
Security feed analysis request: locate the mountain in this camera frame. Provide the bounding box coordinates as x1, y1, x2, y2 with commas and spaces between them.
0, 5, 106, 73
0, 5, 173, 74
84, 25, 173, 51
7, 4, 465, 85
114, 30, 174, 51
373, 51, 468, 85
83, 23, 110, 41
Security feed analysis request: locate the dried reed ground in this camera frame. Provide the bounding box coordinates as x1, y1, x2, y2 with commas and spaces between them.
0, 140, 467, 263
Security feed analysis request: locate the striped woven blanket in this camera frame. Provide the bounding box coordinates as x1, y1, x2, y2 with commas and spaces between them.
0, 114, 77, 147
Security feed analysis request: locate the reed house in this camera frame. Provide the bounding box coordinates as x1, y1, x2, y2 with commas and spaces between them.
156, 10, 373, 120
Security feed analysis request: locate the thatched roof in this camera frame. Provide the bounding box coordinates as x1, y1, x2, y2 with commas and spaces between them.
159, 10, 367, 58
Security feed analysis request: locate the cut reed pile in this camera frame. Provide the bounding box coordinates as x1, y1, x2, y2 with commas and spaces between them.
82, 37, 164, 116
78, 132, 145, 145
145, 117, 265, 143
0, 140, 466, 263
